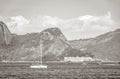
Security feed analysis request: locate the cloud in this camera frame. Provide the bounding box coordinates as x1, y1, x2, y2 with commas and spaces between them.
0, 16, 30, 34
0, 12, 119, 40
7, 16, 30, 34
74, 12, 118, 39
10, 16, 30, 26
58, 12, 118, 40
28, 16, 63, 33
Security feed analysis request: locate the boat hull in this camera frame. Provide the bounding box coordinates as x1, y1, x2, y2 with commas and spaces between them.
30, 65, 47, 68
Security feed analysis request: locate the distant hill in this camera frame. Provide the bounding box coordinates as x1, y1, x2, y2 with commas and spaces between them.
70, 29, 120, 61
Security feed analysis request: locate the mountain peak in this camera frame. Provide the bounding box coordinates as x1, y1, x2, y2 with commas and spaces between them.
41, 27, 62, 37
0, 21, 12, 45
114, 28, 120, 33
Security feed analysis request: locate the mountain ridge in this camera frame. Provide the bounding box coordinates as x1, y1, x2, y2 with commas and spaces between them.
0, 21, 120, 61
70, 29, 120, 61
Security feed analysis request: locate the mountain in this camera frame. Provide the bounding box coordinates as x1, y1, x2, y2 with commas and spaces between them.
0, 21, 12, 45
0, 21, 12, 61
0, 21, 120, 61
0, 27, 72, 61
70, 29, 120, 61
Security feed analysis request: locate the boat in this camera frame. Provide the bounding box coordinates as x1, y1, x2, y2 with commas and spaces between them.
30, 64, 47, 68
30, 40, 47, 68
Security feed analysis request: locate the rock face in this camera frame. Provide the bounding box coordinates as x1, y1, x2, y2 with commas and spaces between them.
0, 21, 12, 45
70, 29, 120, 61
0, 21, 12, 61
39, 28, 71, 61
6, 27, 71, 61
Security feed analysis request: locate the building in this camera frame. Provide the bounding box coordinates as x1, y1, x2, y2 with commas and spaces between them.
64, 56, 93, 62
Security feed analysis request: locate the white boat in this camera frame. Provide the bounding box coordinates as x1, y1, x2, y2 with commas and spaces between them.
30, 40, 47, 68
30, 64, 47, 68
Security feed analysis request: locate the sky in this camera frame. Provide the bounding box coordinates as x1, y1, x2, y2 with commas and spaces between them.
0, 0, 120, 40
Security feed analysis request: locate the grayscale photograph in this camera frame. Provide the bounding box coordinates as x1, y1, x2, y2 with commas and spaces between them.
0, 0, 120, 79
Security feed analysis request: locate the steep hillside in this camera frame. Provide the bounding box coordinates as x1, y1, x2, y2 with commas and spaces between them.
1, 27, 71, 61
0, 21, 12, 61
0, 21, 12, 45
70, 29, 120, 61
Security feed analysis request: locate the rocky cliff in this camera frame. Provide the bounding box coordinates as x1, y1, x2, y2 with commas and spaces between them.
1, 27, 71, 61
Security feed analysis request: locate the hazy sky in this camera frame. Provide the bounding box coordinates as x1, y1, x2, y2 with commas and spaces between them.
0, 0, 120, 40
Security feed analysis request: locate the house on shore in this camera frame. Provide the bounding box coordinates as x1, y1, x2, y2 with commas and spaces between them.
64, 56, 93, 62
